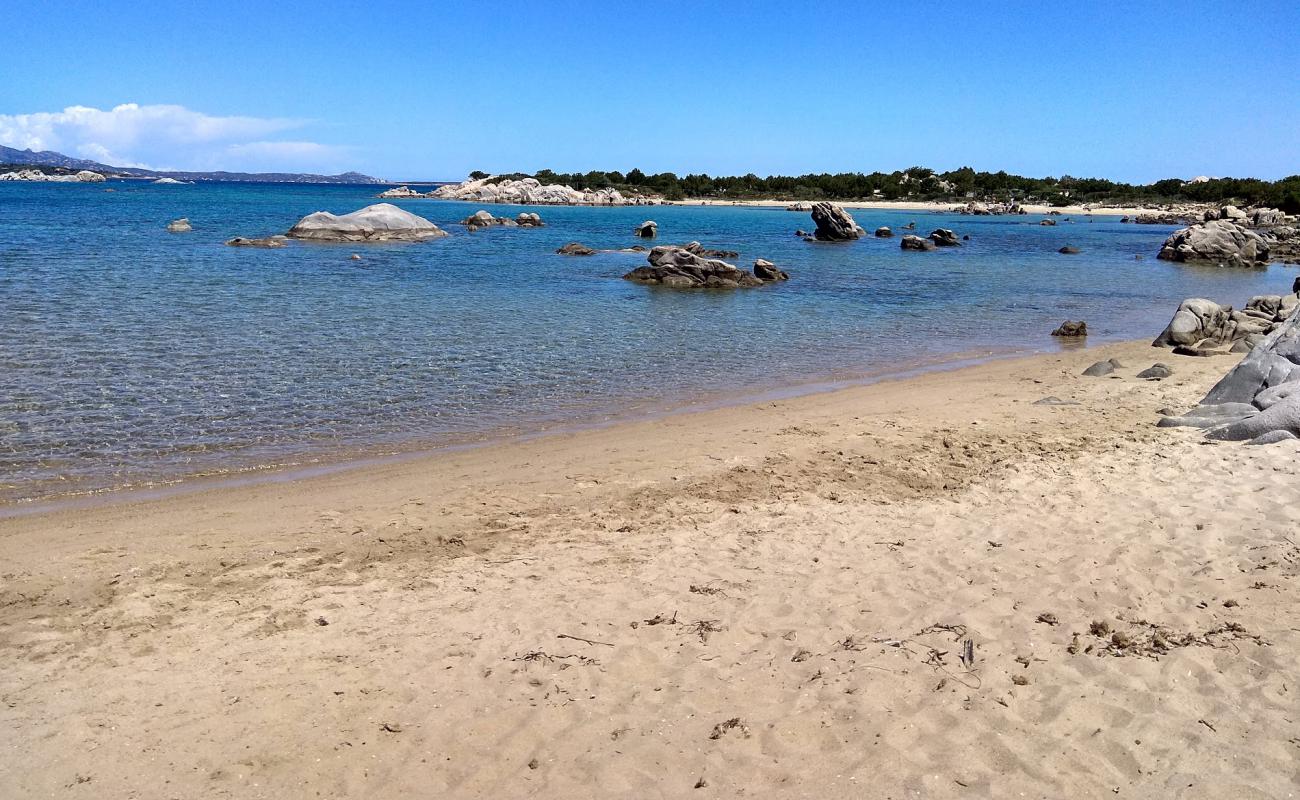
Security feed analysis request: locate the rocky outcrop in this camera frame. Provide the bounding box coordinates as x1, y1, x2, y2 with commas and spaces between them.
635, 220, 658, 238
286, 203, 449, 242
955, 201, 1024, 215
1051, 321, 1087, 337
1153, 294, 1298, 352
810, 203, 864, 241
556, 242, 596, 256
430, 176, 651, 206
785, 202, 812, 212
623, 246, 786, 289
752, 259, 789, 282
516, 212, 543, 227
166, 218, 192, 233
152, 177, 187, 185
1157, 305, 1300, 443
1249, 207, 1288, 226
1157, 220, 1269, 266
0, 169, 107, 182
376, 185, 426, 199
900, 235, 936, 251
929, 229, 960, 247
874, 227, 893, 238
226, 236, 288, 248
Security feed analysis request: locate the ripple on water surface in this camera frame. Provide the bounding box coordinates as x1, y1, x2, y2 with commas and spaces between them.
1, 182, 1294, 503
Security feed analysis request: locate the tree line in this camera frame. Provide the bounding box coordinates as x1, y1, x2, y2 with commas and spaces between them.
467, 167, 1300, 212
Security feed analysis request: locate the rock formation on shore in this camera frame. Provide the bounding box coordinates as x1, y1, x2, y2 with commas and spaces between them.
428, 176, 653, 206
0, 169, 106, 182
810, 203, 864, 241
1153, 294, 1298, 353
1157, 301, 1300, 443
1157, 219, 1270, 266
623, 245, 786, 288
286, 203, 449, 242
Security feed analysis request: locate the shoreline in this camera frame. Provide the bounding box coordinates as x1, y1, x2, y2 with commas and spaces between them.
3, 338, 1297, 797
673, 198, 1146, 216
0, 341, 1053, 519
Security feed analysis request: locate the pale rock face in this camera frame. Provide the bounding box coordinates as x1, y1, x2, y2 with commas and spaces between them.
0, 169, 107, 182
153, 177, 186, 185
376, 185, 425, 199
1157, 220, 1269, 266
286, 203, 449, 242
166, 218, 192, 233
431, 176, 647, 206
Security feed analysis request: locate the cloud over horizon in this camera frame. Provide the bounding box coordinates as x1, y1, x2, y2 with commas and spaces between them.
0, 103, 353, 173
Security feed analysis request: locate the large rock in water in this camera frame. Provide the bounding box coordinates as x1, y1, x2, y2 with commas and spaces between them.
1157, 220, 1270, 266
810, 202, 864, 241
623, 245, 783, 288
287, 203, 449, 242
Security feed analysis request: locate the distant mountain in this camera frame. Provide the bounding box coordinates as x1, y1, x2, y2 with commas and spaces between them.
0, 144, 382, 184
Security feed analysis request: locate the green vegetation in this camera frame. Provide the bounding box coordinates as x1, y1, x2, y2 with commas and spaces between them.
476, 166, 1300, 212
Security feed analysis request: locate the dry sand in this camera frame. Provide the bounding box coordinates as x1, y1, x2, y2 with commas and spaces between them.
1, 341, 1297, 799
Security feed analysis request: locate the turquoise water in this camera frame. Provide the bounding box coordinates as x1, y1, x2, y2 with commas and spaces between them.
1, 181, 1295, 504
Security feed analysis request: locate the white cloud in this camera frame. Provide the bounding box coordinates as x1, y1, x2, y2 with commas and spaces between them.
0, 103, 351, 173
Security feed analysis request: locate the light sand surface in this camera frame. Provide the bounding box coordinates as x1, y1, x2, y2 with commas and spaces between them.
676, 198, 1151, 217
1, 341, 1297, 799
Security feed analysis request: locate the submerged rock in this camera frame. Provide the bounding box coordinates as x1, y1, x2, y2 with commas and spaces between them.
810, 203, 864, 241
1059, 246, 1081, 254
1051, 321, 1087, 337
226, 236, 287, 248
286, 203, 449, 242
929, 229, 960, 247
166, 218, 192, 233
556, 242, 596, 256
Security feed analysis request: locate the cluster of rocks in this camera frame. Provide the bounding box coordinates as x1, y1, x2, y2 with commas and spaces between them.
286, 203, 449, 242
1081, 358, 1174, 380
0, 169, 106, 182
425, 176, 654, 206
461, 210, 544, 230
1152, 289, 1300, 355
785, 202, 812, 212
808, 202, 864, 241
1156, 303, 1300, 444
900, 229, 962, 251
954, 201, 1025, 215
225, 236, 287, 248
623, 244, 787, 289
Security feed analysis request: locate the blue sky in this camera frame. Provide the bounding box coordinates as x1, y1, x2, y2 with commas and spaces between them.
1, 0, 1297, 182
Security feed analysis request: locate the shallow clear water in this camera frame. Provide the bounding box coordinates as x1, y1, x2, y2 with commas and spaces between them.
1, 181, 1294, 504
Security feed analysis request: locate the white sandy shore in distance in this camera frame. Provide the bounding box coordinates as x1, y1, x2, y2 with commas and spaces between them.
2, 341, 1297, 798
676, 198, 1150, 216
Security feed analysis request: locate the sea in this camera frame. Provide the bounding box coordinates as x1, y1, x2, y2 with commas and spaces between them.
1, 180, 1294, 507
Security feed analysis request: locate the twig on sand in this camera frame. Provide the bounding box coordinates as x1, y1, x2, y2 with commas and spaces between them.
557, 633, 614, 648
1198, 718, 1217, 733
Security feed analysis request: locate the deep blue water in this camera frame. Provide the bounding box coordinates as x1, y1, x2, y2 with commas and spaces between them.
1, 180, 1295, 504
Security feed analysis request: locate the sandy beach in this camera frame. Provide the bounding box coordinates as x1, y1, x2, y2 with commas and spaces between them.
674, 198, 1152, 217
1, 339, 1296, 798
